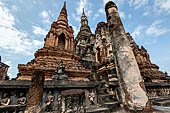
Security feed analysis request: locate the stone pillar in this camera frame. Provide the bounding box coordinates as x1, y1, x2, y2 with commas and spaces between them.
26, 70, 45, 112
105, 1, 150, 111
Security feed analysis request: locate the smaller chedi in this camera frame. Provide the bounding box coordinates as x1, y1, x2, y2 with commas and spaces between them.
17, 2, 91, 81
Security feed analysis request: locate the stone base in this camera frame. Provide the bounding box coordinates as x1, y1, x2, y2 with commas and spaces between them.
52, 74, 68, 80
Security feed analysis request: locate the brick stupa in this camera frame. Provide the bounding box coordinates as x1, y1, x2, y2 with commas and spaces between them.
17, 2, 91, 81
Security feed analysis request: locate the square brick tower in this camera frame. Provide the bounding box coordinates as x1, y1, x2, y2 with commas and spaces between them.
18, 2, 91, 81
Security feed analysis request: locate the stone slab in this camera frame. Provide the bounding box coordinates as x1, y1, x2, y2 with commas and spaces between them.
0, 80, 98, 89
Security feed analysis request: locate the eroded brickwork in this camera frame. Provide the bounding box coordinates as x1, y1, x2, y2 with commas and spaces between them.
26, 70, 44, 110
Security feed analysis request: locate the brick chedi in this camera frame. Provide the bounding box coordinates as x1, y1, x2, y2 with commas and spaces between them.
17, 2, 91, 81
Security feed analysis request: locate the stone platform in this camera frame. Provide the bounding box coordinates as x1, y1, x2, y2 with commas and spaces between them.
0, 80, 98, 89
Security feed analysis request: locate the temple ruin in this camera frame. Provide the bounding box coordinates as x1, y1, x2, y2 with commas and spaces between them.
0, 1, 170, 113
0, 56, 9, 80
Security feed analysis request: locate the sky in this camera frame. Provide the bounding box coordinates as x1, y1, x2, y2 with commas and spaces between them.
0, 0, 170, 79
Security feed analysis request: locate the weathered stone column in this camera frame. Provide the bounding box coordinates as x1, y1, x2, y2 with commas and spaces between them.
26, 70, 45, 112
105, 1, 150, 111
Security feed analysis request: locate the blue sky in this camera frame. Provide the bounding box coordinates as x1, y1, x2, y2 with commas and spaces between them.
0, 0, 170, 78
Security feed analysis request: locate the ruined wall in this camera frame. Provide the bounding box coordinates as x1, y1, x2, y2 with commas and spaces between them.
26, 70, 45, 110
0, 58, 9, 80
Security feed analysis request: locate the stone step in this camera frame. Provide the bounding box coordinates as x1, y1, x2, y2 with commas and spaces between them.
150, 97, 170, 102
152, 99, 170, 106
103, 101, 120, 108
86, 107, 110, 113
98, 94, 113, 97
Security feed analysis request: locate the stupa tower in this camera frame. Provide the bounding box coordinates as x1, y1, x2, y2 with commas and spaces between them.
18, 2, 91, 81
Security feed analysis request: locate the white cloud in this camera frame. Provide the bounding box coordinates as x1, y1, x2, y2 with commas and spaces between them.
33, 0, 40, 4
146, 20, 170, 37
41, 10, 49, 18
129, 0, 148, 9
76, 0, 88, 15
99, 8, 105, 14
93, 13, 99, 20
72, 13, 81, 22
4, 61, 12, 67
0, 2, 43, 55
87, 10, 93, 16
32, 25, 48, 36
93, 8, 104, 21
74, 0, 93, 19
11, 5, 18, 12
119, 11, 126, 19
103, 0, 110, 5
132, 25, 145, 38
143, 12, 149, 16
128, 14, 132, 19
154, 0, 170, 14
70, 24, 79, 37
41, 10, 50, 24
144, 39, 157, 45
4, 60, 12, 77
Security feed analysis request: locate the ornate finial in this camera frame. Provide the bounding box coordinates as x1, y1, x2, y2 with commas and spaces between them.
64, 1, 66, 8
82, 8, 86, 17
81, 8, 88, 25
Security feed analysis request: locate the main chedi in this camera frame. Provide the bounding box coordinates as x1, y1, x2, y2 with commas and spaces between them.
17, 2, 91, 81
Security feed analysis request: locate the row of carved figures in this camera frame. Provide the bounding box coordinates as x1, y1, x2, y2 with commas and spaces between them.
0, 92, 26, 106
147, 88, 170, 98
0, 90, 94, 113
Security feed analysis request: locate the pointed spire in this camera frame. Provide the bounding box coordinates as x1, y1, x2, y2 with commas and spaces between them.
57, 2, 68, 26
82, 8, 86, 17
81, 8, 88, 26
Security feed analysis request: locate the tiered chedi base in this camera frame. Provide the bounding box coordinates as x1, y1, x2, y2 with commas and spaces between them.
18, 47, 91, 81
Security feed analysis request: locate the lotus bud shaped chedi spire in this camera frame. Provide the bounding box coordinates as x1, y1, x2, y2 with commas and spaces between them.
57, 2, 68, 27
